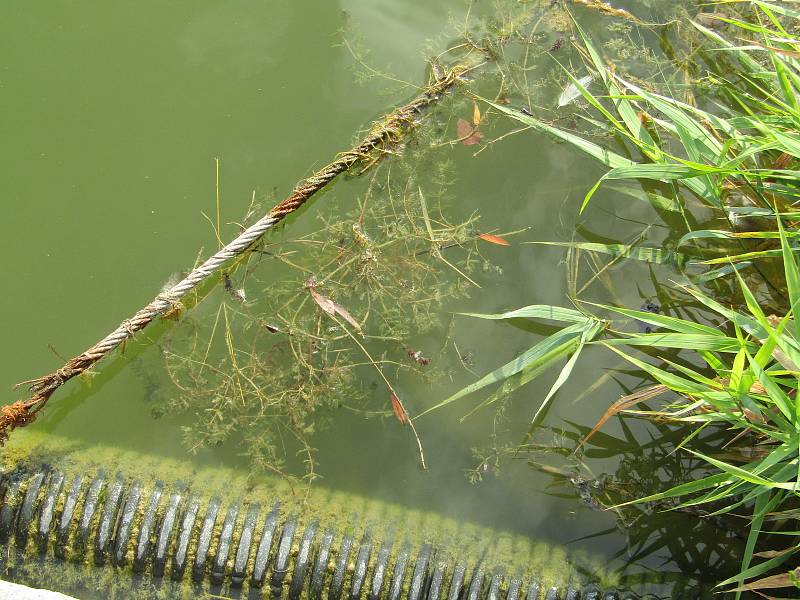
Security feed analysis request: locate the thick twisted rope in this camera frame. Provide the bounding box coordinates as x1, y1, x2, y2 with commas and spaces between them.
1, 64, 471, 444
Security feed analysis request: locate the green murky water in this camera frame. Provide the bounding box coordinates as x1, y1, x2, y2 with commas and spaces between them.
1, 1, 748, 598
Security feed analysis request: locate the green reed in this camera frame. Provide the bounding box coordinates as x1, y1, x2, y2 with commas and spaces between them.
425, 1, 800, 594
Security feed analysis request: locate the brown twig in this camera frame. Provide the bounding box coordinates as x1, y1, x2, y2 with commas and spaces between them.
332, 314, 427, 470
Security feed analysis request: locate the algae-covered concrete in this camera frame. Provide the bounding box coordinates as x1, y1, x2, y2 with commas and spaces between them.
0, 429, 617, 599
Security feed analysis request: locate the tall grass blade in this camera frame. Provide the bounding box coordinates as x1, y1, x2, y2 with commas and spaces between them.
456, 304, 588, 324
417, 322, 588, 418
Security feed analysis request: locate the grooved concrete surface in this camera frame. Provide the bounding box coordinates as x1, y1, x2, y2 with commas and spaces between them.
0, 580, 78, 600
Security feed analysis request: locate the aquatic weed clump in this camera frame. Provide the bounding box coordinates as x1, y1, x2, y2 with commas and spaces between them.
151, 0, 571, 481
160, 153, 494, 481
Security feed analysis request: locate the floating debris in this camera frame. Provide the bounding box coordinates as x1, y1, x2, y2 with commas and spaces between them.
571, 0, 641, 24
404, 347, 431, 366
478, 233, 511, 246
557, 75, 593, 108
456, 118, 483, 146
223, 273, 247, 304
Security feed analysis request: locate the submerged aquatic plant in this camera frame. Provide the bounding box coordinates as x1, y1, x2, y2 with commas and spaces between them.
424, 1, 800, 594
149, 0, 581, 482
159, 153, 499, 481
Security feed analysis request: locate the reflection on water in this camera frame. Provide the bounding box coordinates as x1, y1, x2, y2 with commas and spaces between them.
0, 0, 741, 597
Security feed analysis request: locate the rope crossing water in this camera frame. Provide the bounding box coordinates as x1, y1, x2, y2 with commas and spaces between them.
0, 63, 471, 444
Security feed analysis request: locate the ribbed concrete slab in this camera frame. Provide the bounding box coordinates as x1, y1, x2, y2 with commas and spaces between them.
0, 580, 78, 600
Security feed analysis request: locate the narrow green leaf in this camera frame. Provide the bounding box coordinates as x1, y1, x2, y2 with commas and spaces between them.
679, 229, 798, 246
418, 323, 587, 418
533, 241, 689, 267
687, 449, 798, 490
606, 184, 683, 213
611, 472, 730, 508
733, 490, 782, 599
456, 305, 588, 324
778, 217, 800, 342
746, 351, 795, 422
601, 344, 713, 394
584, 302, 722, 335
694, 261, 754, 283
528, 320, 602, 434
700, 248, 796, 264
488, 102, 636, 170
718, 541, 800, 588
603, 333, 751, 353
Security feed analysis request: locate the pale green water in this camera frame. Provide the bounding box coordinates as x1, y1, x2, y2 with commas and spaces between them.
1, 1, 746, 598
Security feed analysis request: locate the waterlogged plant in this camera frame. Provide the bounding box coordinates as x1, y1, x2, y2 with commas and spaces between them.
434, 223, 800, 594
160, 155, 503, 481
425, 1, 800, 594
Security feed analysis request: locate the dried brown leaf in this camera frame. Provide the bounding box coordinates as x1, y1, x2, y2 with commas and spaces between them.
390, 392, 407, 425
743, 407, 766, 424
472, 102, 482, 126
772, 153, 793, 171
729, 570, 799, 592
306, 276, 359, 329
309, 288, 336, 315
331, 300, 362, 333
753, 548, 794, 559
750, 41, 800, 59
577, 385, 669, 450
456, 118, 482, 146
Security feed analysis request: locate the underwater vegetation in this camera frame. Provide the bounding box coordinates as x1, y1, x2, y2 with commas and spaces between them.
153, 0, 572, 482
159, 149, 501, 481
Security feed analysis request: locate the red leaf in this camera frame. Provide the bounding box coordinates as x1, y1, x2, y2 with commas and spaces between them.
456, 118, 482, 146
478, 233, 510, 246
456, 118, 471, 138
390, 392, 407, 425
